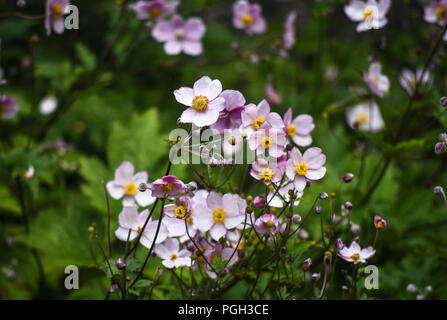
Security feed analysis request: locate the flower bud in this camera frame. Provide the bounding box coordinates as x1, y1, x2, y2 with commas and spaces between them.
438, 133, 447, 142
109, 283, 119, 293
311, 272, 321, 282
315, 205, 322, 214
435, 142, 447, 155
350, 223, 360, 235
253, 196, 266, 208
302, 258, 312, 271
319, 192, 328, 200
343, 201, 353, 211
306, 179, 312, 188
336, 238, 345, 250
139, 183, 148, 192
246, 195, 253, 202
324, 251, 332, 262
292, 214, 301, 224
245, 206, 254, 214
342, 173, 354, 183
116, 258, 126, 270
286, 144, 293, 151
434, 186, 444, 196
440, 96, 447, 107
425, 285, 432, 293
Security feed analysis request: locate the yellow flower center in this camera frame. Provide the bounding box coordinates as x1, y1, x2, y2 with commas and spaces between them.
162, 182, 175, 193
262, 220, 274, 228
170, 254, 178, 261
356, 112, 369, 125
260, 168, 274, 181
124, 182, 137, 196
262, 136, 272, 149
436, 7, 446, 20
350, 253, 360, 262
175, 31, 184, 40
376, 220, 384, 229
241, 14, 254, 26
192, 95, 209, 112
253, 117, 264, 130
186, 216, 193, 224
175, 205, 187, 218
212, 208, 226, 223
370, 76, 379, 85
211, 255, 218, 264
137, 225, 143, 234
296, 162, 308, 176
287, 124, 297, 137
52, 3, 63, 20
149, 7, 162, 18
363, 7, 373, 20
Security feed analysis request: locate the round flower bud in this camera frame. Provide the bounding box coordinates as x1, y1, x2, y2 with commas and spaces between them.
350, 223, 361, 235
246, 195, 253, 202
425, 285, 432, 293
109, 284, 119, 293
302, 258, 312, 271
245, 206, 254, 214
343, 201, 353, 211
253, 196, 266, 208
336, 238, 345, 250
292, 214, 301, 224
342, 173, 355, 183
435, 142, 447, 155
438, 133, 447, 142
286, 144, 293, 151
116, 258, 126, 270
440, 96, 447, 107
315, 205, 322, 214
88, 226, 95, 233
311, 272, 321, 282
319, 192, 328, 200
138, 183, 148, 192
434, 186, 444, 196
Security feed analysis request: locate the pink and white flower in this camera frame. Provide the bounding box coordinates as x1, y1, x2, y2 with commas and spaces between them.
106, 161, 156, 207
241, 99, 284, 136
363, 62, 390, 98
174, 76, 225, 127
129, 0, 178, 20
374, 215, 387, 229
337, 240, 375, 264
250, 158, 283, 185
286, 147, 327, 192
45, 0, 70, 35
232, 0, 266, 35
210, 90, 246, 133
155, 237, 192, 268
152, 15, 206, 56
283, 12, 297, 50
115, 207, 168, 248
398, 68, 432, 96
346, 101, 384, 132
248, 124, 287, 158
192, 191, 245, 241
267, 182, 302, 208
283, 108, 314, 147
151, 175, 187, 198
424, 1, 447, 28
0, 95, 19, 119
204, 244, 238, 278
254, 213, 281, 234
344, 0, 391, 32
265, 82, 282, 105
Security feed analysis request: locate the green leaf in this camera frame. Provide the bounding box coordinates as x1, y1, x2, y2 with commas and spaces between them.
75, 43, 97, 71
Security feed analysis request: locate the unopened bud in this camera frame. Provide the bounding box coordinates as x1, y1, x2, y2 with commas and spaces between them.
315, 205, 322, 214
343, 173, 354, 183
116, 258, 126, 270
306, 179, 312, 188
324, 251, 332, 262
440, 96, 447, 107
434, 186, 444, 196
435, 142, 447, 155
319, 192, 328, 200
139, 183, 148, 192
343, 201, 353, 211
245, 206, 254, 214
302, 258, 312, 271
438, 133, 447, 142
253, 196, 266, 208
29, 34, 39, 47
311, 272, 321, 282
246, 195, 253, 202
336, 238, 345, 250
88, 226, 95, 233
292, 214, 301, 224
286, 144, 293, 151
109, 283, 119, 293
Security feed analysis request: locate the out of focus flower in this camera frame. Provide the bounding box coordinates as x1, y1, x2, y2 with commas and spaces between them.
115, 207, 168, 248
45, 0, 70, 35
435, 142, 447, 154
0, 95, 19, 119
399, 68, 432, 96
283, 12, 297, 50
374, 215, 387, 230
302, 258, 312, 271
250, 158, 283, 185
39, 95, 58, 115
241, 99, 284, 136
107, 161, 156, 206
254, 213, 281, 234
232, 0, 266, 35
253, 195, 266, 208
406, 283, 417, 293
174, 76, 225, 127
337, 240, 375, 264
336, 238, 345, 250
192, 192, 245, 241
265, 82, 282, 105
129, 0, 178, 20
286, 147, 327, 192
210, 90, 246, 133
283, 108, 314, 147
346, 101, 384, 132
267, 182, 302, 208
424, 0, 447, 28
151, 175, 187, 198
248, 124, 287, 158
152, 15, 206, 56
363, 62, 390, 97
344, 0, 391, 32
24, 165, 35, 179
155, 238, 192, 268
